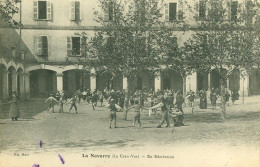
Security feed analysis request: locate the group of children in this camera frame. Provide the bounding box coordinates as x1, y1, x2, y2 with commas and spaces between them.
44, 88, 186, 129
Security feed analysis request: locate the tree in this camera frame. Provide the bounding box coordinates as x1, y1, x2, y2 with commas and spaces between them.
82, 0, 171, 92
184, 0, 258, 118
0, 0, 20, 26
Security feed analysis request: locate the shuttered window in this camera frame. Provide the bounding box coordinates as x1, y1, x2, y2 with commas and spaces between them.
70, 1, 80, 21
199, 0, 206, 19
36, 36, 48, 56
169, 3, 177, 21
231, 1, 238, 21
104, 1, 113, 21
33, 1, 52, 20
67, 37, 81, 56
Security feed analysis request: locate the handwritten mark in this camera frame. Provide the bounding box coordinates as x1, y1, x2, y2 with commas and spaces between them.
40, 141, 43, 148
58, 154, 65, 164
32, 164, 40, 167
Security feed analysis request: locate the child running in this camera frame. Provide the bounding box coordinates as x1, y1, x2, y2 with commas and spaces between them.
67, 95, 78, 114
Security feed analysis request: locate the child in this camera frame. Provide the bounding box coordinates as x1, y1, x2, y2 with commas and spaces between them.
91, 91, 98, 111
127, 100, 143, 128
45, 94, 58, 113
105, 99, 122, 128
67, 96, 78, 114
100, 93, 104, 107
58, 95, 65, 113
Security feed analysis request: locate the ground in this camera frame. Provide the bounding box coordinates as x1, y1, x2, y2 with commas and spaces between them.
0, 97, 260, 167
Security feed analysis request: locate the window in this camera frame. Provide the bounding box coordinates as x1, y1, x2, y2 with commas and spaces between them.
231, 1, 238, 21
33, 1, 52, 20
104, 1, 113, 21
71, 1, 80, 21
165, 2, 183, 21
199, 0, 206, 19
36, 36, 48, 56
169, 3, 177, 21
67, 37, 81, 56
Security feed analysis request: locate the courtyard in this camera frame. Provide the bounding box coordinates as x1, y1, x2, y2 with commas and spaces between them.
0, 97, 260, 167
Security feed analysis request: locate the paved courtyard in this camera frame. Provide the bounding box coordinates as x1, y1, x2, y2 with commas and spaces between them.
0, 97, 260, 167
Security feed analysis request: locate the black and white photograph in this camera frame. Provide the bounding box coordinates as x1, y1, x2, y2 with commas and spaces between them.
0, 0, 260, 166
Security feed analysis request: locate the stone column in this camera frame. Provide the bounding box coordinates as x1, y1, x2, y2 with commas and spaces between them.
12, 71, 17, 92
2, 70, 8, 98
6, 71, 9, 96
90, 68, 96, 91
208, 72, 211, 91
123, 76, 128, 90
56, 73, 63, 92
154, 72, 161, 91
19, 73, 25, 99
227, 78, 230, 91
191, 72, 197, 92
240, 75, 249, 97
24, 73, 30, 99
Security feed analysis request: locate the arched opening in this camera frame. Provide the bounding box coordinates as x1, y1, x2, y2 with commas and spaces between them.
249, 68, 260, 96
0, 64, 7, 100
210, 69, 227, 90
127, 71, 154, 91
63, 69, 89, 95
96, 72, 123, 91
29, 69, 57, 98
8, 66, 16, 97
162, 70, 183, 92
197, 72, 208, 91
229, 69, 240, 91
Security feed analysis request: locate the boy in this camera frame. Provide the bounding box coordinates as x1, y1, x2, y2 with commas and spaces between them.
45, 94, 58, 113
127, 100, 143, 128
67, 96, 78, 114
105, 99, 122, 128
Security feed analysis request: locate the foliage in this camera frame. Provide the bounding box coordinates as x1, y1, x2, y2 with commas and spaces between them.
183, 0, 259, 117
0, 0, 20, 26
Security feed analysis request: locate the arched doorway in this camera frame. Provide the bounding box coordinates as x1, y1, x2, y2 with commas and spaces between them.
197, 72, 208, 91
249, 68, 260, 96
96, 72, 122, 91
210, 69, 227, 90
127, 71, 154, 91
162, 70, 183, 92
29, 69, 57, 98
229, 69, 240, 91
0, 64, 8, 100
63, 69, 90, 94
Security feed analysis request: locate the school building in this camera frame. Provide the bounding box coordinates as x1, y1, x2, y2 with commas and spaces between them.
0, 0, 260, 100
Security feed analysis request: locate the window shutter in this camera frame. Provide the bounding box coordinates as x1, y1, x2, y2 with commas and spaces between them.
75, 1, 80, 21
33, 1, 38, 20
104, 3, 109, 21
67, 37, 72, 56
177, 1, 183, 20
37, 36, 43, 55
165, 3, 169, 21
47, 1, 52, 20
205, 0, 209, 19
42, 36, 48, 55
71, 1, 75, 20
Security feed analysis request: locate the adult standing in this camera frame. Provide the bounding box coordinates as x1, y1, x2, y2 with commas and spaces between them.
199, 90, 207, 109
9, 92, 20, 121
